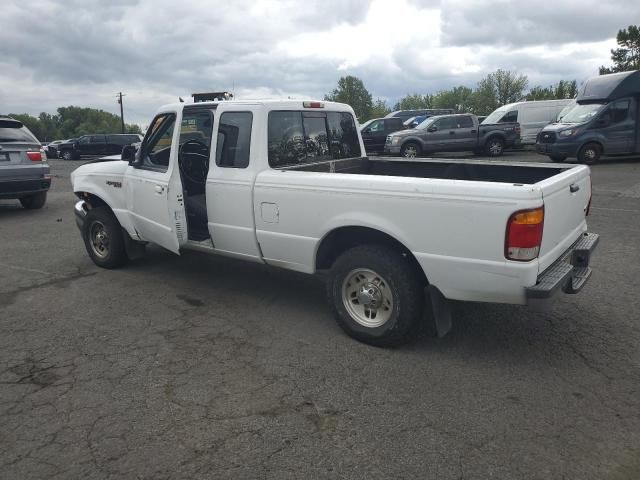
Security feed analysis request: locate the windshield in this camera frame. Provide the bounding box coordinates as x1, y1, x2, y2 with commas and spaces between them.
482, 109, 508, 125
556, 103, 575, 122
416, 117, 437, 129
559, 103, 605, 124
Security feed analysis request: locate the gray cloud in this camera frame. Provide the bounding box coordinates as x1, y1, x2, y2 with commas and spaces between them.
440, 0, 640, 47
0, 0, 627, 127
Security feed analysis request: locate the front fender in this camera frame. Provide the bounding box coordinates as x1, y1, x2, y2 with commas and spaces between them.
71, 163, 137, 237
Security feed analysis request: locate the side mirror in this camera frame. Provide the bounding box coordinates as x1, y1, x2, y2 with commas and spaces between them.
121, 144, 137, 163
427, 126, 438, 132
597, 114, 610, 127
362, 128, 370, 134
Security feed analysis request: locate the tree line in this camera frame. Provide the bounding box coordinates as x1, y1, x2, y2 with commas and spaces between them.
8, 106, 142, 142
326, 24, 640, 122
325, 71, 574, 121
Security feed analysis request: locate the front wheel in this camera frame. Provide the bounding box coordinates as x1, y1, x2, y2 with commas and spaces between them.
82, 207, 128, 269
484, 137, 504, 156
61, 150, 73, 161
19, 192, 47, 209
400, 142, 421, 159
327, 245, 424, 347
578, 143, 601, 165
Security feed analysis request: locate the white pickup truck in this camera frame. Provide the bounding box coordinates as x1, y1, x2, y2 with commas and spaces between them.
71, 99, 598, 346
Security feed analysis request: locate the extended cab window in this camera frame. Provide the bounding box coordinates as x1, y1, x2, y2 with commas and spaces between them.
140, 113, 176, 171
216, 112, 253, 168
268, 111, 361, 167
458, 116, 474, 128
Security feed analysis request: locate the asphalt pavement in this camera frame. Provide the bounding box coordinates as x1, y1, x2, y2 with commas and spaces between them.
1, 152, 639, 479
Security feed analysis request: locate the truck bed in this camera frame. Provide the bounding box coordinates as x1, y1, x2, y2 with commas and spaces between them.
281, 156, 570, 185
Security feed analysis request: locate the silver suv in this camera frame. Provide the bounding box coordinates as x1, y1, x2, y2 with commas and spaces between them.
0, 117, 51, 209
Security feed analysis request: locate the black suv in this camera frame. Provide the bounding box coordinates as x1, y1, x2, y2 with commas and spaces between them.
360, 117, 404, 154
58, 134, 143, 160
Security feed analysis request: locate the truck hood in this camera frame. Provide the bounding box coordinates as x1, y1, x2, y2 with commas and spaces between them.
391, 128, 421, 137
71, 156, 128, 185
540, 122, 587, 133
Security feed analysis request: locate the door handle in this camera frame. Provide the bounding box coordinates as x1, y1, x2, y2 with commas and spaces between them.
570, 184, 580, 193
154, 185, 164, 194
449, 131, 455, 135
470, 130, 477, 133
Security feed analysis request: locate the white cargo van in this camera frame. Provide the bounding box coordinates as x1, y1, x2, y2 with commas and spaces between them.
482, 99, 575, 145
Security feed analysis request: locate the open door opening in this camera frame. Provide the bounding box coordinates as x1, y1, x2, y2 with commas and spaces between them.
177, 108, 215, 241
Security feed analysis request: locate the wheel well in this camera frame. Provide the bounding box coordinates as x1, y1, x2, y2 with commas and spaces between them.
315, 226, 428, 284
75, 192, 109, 210
580, 141, 604, 154
485, 134, 505, 144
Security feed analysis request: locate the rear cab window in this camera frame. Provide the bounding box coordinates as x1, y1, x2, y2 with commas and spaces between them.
268, 110, 362, 167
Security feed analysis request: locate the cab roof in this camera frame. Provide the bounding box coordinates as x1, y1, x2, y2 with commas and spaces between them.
156, 99, 353, 114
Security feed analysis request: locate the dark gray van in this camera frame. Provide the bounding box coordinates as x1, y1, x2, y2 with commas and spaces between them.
536, 70, 640, 163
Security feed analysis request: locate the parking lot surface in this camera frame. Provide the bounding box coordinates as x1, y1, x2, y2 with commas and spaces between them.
1, 152, 639, 479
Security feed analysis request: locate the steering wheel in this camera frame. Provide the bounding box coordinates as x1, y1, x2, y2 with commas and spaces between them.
179, 140, 209, 184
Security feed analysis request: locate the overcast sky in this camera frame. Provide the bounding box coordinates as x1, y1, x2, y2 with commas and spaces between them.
1, 0, 636, 126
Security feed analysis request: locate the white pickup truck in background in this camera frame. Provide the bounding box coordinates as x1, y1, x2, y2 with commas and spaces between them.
71, 100, 598, 347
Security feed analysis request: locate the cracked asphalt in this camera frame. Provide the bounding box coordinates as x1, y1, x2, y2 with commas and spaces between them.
1, 153, 639, 479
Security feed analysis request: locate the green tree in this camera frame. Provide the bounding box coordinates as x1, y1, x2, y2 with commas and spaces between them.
324, 76, 373, 121
8, 113, 47, 140
393, 93, 433, 110
432, 86, 474, 112
526, 80, 578, 101
600, 25, 640, 74
368, 98, 391, 120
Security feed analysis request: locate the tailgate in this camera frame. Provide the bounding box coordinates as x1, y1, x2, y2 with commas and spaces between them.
537, 165, 591, 272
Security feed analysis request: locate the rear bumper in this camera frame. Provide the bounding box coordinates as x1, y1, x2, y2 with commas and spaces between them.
526, 232, 599, 299
0, 177, 51, 199
74, 200, 88, 230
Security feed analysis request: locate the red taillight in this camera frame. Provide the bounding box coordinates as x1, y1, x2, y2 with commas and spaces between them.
26, 151, 42, 161
514, 124, 521, 134
505, 206, 544, 261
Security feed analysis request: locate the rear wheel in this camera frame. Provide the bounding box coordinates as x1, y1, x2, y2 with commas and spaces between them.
400, 142, 421, 159
82, 207, 128, 269
484, 137, 504, 156
578, 143, 601, 165
19, 192, 47, 209
549, 154, 567, 162
327, 245, 424, 347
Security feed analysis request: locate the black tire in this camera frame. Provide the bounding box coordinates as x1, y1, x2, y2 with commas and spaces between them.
484, 137, 504, 157
61, 150, 73, 161
19, 192, 47, 209
578, 143, 601, 165
400, 142, 421, 159
326, 244, 424, 347
82, 207, 128, 269
549, 154, 567, 162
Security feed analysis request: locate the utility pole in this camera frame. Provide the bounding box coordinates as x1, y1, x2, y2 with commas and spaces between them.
116, 92, 126, 133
